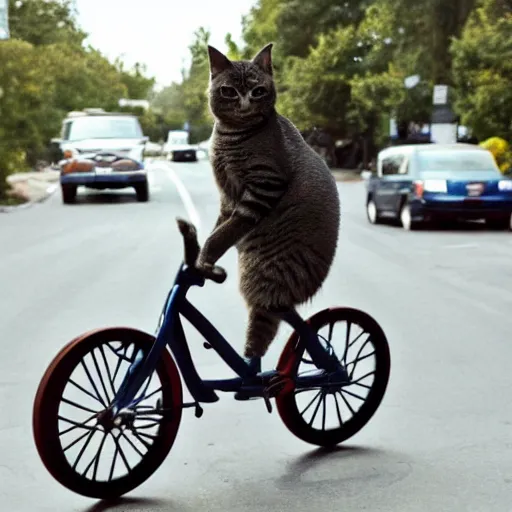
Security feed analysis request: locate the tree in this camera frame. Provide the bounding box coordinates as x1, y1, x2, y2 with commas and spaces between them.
8, 0, 86, 47
180, 27, 213, 142
116, 61, 156, 100
451, 0, 512, 141
0, 40, 56, 197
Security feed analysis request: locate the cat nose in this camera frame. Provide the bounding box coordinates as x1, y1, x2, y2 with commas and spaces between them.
239, 96, 251, 111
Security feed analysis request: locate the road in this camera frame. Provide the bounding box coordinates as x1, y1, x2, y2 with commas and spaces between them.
1, 158, 511, 512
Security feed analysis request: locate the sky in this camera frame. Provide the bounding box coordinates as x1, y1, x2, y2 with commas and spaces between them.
74, 0, 256, 89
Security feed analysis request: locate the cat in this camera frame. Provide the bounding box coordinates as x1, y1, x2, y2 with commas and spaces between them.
196, 42, 341, 367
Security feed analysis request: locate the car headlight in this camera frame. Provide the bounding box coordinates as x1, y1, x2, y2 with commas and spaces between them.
128, 146, 144, 163
112, 159, 143, 171
423, 179, 447, 193
498, 180, 512, 191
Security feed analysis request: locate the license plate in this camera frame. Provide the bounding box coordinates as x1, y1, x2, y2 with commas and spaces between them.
96, 167, 112, 175
466, 182, 485, 196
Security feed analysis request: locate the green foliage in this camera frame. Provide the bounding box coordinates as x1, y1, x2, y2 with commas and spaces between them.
0, 0, 158, 197
0, 40, 55, 196
8, 0, 87, 47
451, 0, 512, 141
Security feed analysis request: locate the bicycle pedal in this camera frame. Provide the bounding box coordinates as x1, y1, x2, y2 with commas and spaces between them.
265, 373, 294, 398
262, 390, 273, 414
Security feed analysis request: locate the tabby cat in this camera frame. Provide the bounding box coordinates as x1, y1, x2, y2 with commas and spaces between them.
196, 43, 341, 366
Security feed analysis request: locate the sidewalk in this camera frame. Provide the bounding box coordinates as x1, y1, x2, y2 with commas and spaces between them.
1, 169, 59, 212
331, 168, 364, 182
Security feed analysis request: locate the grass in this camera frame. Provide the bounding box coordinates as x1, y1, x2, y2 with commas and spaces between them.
0, 193, 27, 206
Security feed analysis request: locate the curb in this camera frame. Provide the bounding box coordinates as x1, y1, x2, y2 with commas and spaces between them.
0, 183, 58, 213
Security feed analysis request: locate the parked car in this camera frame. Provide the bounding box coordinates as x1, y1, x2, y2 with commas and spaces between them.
52, 109, 150, 204
365, 143, 512, 230
164, 130, 197, 162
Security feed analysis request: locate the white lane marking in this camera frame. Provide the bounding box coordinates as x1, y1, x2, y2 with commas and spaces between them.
165, 166, 202, 231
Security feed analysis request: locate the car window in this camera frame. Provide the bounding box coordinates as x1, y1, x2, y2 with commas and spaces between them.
381, 154, 405, 176
417, 149, 501, 179
63, 116, 143, 141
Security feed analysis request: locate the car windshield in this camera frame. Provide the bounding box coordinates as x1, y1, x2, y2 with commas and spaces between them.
63, 116, 143, 141
417, 149, 501, 179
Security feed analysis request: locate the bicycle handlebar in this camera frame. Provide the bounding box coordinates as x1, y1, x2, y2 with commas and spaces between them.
176, 218, 227, 284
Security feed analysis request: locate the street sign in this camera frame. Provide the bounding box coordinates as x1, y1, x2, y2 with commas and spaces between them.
118, 98, 150, 110
0, 0, 9, 40
433, 85, 448, 105
183, 121, 190, 131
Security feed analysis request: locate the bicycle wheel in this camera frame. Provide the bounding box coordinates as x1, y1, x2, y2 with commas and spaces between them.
276, 307, 390, 447
33, 327, 183, 499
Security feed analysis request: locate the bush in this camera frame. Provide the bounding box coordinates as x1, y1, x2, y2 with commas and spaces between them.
480, 137, 511, 174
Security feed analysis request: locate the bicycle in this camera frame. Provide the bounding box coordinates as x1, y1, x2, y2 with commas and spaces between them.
32, 218, 391, 500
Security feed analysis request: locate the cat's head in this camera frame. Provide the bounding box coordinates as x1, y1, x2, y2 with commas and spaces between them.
207, 43, 276, 126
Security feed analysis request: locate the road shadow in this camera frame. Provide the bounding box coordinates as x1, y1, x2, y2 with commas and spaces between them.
275, 444, 413, 496
72, 192, 141, 205
379, 217, 509, 234
81, 496, 179, 512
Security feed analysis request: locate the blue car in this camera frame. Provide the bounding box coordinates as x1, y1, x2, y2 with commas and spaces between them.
365, 143, 512, 230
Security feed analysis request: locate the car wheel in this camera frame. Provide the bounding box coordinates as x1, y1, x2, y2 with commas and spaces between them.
135, 181, 149, 202
399, 202, 420, 231
486, 215, 511, 231
366, 198, 381, 224
61, 184, 77, 204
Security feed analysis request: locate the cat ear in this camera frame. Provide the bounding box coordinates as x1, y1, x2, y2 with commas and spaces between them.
207, 45, 233, 78
252, 43, 273, 75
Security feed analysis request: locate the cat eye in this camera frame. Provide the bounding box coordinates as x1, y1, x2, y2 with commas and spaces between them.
251, 86, 268, 98
220, 86, 238, 99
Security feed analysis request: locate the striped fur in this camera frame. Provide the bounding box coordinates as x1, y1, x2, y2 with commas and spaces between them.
198, 44, 341, 358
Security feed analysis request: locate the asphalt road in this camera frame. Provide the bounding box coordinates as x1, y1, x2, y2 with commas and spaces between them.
1, 158, 511, 512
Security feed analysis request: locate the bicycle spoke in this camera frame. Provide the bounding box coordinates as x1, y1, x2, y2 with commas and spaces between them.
338, 390, 355, 416
341, 388, 367, 402
321, 394, 327, 431
334, 393, 344, 427
299, 390, 322, 417
133, 372, 154, 406
68, 379, 104, 406
308, 391, 324, 427
61, 397, 99, 415
120, 431, 146, 458
110, 343, 130, 382
348, 350, 375, 379
82, 432, 107, 479
328, 321, 334, 343
134, 385, 163, 406
341, 321, 352, 364
58, 414, 97, 435
347, 330, 367, 351
90, 349, 111, 405
99, 344, 117, 398
62, 430, 91, 453
80, 359, 107, 408
136, 431, 157, 443
112, 433, 131, 473
72, 430, 96, 470
131, 430, 152, 449
108, 436, 119, 482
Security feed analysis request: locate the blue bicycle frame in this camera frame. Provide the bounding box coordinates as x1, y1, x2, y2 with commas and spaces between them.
112, 263, 347, 414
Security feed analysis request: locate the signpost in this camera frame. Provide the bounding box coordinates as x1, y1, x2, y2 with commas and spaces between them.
430, 84, 457, 144
0, 0, 9, 40
118, 98, 150, 110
